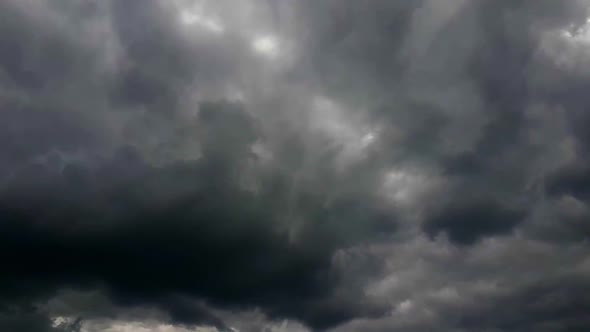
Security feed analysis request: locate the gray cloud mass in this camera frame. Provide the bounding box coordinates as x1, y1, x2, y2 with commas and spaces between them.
1, 0, 590, 331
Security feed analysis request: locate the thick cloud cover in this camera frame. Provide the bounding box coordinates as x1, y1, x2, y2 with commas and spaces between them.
2, 0, 590, 331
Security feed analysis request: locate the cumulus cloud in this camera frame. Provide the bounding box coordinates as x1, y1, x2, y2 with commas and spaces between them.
2, 0, 590, 331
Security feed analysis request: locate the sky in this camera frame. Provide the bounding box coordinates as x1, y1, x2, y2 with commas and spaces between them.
1, 0, 590, 331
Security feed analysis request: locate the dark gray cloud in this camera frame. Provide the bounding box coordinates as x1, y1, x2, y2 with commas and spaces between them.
2, 0, 590, 331
547, 164, 590, 201
0, 310, 80, 332
0, 97, 391, 330
423, 198, 526, 245
455, 275, 590, 332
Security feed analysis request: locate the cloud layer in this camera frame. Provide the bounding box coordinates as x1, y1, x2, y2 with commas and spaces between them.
2, 0, 590, 331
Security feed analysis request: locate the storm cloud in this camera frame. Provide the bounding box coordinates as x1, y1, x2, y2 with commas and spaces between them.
1, 0, 590, 331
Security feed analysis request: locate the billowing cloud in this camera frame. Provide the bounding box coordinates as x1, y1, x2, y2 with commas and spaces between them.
1, 0, 590, 331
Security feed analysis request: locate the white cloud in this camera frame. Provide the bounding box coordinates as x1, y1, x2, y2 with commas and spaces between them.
252, 35, 280, 58
180, 10, 225, 34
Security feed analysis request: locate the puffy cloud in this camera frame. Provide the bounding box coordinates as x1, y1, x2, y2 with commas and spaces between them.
2, 0, 590, 331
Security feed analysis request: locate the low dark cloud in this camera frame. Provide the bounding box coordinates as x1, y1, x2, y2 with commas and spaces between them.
547, 164, 590, 201
0, 98, 392, 330
423, 198, 526, 245
457, 276, 590, 332
0, 310, 78, 332
2, 0, 590, 331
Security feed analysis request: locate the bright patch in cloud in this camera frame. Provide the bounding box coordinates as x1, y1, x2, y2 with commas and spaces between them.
382, 170, 425, 205
560, 17, 590, 42
98, 321, 220, 332
252, 35, 280, 58
180, 10, 224, 34
360, 132, 376, 147
395, 299, 414, 314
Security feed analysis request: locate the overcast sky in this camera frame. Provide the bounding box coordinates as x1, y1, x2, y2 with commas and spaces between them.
2, 0, 590, 331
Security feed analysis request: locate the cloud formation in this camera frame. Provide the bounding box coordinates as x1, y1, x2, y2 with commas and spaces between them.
2, 0, 590, 331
